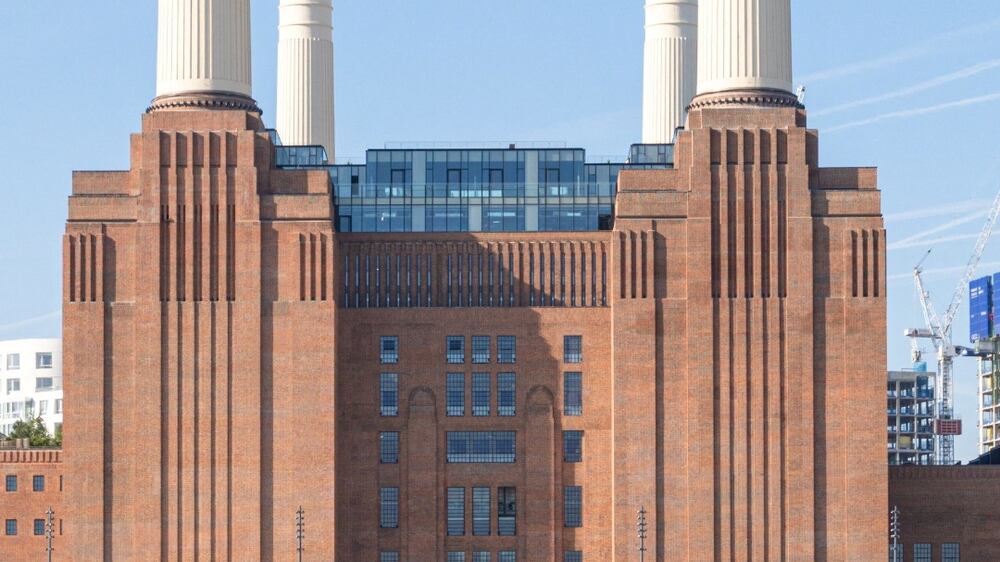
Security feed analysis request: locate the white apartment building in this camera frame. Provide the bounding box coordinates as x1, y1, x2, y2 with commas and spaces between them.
0, 338, 62, 437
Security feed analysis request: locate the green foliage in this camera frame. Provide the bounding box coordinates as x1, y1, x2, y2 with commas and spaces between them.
8, 417, 60, 447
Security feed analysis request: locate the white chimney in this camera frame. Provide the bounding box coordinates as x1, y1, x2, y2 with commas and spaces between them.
276, 0, 336, 161
154, 0, 254, 105
696, 0, 793, 97
642, 0, 697, 143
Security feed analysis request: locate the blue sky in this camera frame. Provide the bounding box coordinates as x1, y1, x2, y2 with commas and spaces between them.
1, 1, 999, 461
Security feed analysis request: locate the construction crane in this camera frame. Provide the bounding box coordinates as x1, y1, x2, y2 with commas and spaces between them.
905, 187, 1000, 464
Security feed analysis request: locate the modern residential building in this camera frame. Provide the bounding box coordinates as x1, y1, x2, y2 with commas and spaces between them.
969, 273, 1000, 454
0, 0, 893, 560
0, 339, 63, 438
887, 369, 936, 465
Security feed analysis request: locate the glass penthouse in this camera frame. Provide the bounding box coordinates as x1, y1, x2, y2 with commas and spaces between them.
275, 139, 674, 233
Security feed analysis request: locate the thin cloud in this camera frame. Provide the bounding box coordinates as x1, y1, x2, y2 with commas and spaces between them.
825, 92, 1000, 133
889, 211, 989, 250
0, 309, 60, 333
889, 233, 980, 252
885, 199, 992, 224
813, 59, 1000, 118
800, 17, 1000, 84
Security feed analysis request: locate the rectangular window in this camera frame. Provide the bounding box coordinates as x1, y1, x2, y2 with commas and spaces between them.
473, 487, 491, 536
5, 519, 16, 536
36, 377, 54, 391
565, 552, 583, 562
55, 399, 62, 414
379, 487, 399, 528
447, 432, 516, 463
35, 353, 53, 369
498, 373, 516, 416
472, 373, 491, 416
498, 336, 516, 364
6, 379, 19, 393
380, 336, 399, 364
32, 475, 44, 492
380, 432, 399, 464
942, 543, 960, 562
447, 373, 465, 416
563, 336, 582, 363
447, 336, 465, 364
563, 431, 583, 462
380, 552, 400, 562
380, 374, 399, 417
564, 486, 582, 527
499, 552, 517, 562
473, 553, 491, 562
448, 553, 466, 562
38, 400, 47, 415
34, 519, 44, 536
913, 544, 931, 562
564, 373, 583, 416
7, 354, 19, 370
447, 487, 465, 536
498, 486, 516, 536
5, 475, 15, 492
472, 336, 490, 364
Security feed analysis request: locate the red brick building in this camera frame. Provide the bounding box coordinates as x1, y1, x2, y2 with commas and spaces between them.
0, 448, 63, 562
9, 0, 897, 560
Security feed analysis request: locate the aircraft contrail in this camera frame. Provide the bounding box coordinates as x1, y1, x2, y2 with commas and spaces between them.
825, 92, 1000, 133
0, 309, 61, 333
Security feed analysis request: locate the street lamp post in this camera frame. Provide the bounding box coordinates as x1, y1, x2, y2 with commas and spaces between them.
637, 506, 648, 562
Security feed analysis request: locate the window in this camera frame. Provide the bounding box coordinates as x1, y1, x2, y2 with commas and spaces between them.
564, 373, 583, 416
498, 336, 516, 364
564, 486, 582, 527
379, 487, 399, 528
564, 336, 582, 363
380, 432, 399, 464
498, 486, 516, 536
32, 475, 44, 492
498, 373, 516, 416
472, 373, 491, 416
473, 487, 491, 536
34, 519, 44, 536
447, 373, 465, 416
942, 543, 960, 562
473, 553, 491, 562
35, 353, 53, 369
447, 487, 465, 536
5, 379, 18, 393
5, 519, 16, 536
565, 552, 582, 562
447, 432, 516, 463
447, 336, 465, 364
448, 554, 466, 562
5, 475, 15, 492
380, 336, 399, 364
472, 336, 490, 364
36, 377, 54, 391
564, 431, 583, 462
38, 400, 47, 415
7, 354, 19, 370
380, 374, 399, 416
380, 552, 400, 562
55, 400, 62, 414
499, 552, 517, 562
914, 544, 931, 562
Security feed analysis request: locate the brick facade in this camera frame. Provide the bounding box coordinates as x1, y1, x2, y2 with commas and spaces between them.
0, 449, 63, 562
889, 465, 1000, 561
45, 99, 890, 561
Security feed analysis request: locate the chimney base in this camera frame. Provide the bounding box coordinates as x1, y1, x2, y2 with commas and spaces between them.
688, 88, 801, 111
147, 91, 261, 114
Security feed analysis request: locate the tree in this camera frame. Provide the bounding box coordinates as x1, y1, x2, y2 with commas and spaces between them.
8, 417, 60, 447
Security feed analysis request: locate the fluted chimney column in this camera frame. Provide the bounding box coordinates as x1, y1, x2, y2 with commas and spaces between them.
642, 0, 697, 143
150, 0, 258, 112
276, 0, 336, 161
691, 0, 799, 109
